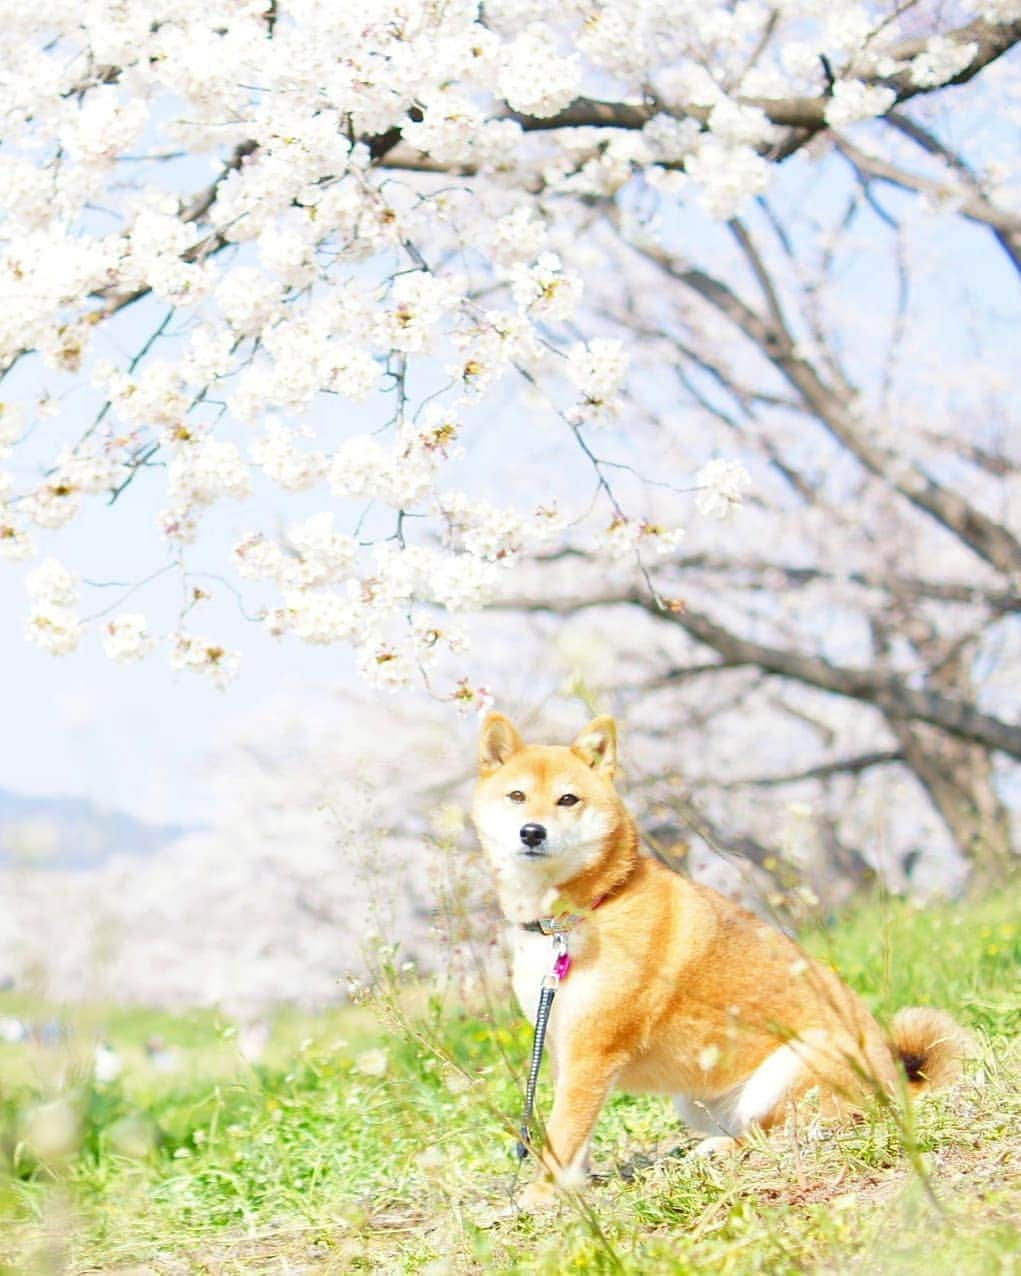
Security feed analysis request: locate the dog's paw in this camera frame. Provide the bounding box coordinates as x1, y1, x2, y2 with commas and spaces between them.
516, 1177, 560, 1212
692, 1135, 740, 1159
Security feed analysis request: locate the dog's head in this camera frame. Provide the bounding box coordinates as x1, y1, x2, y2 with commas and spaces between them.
471, 713, 622, 879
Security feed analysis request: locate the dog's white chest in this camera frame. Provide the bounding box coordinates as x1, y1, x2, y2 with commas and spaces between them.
508, 926, 601, 1034
509, 927, 555, 1024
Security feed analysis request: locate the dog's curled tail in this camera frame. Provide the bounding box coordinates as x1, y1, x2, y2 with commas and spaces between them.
890, 1007, 972, 1093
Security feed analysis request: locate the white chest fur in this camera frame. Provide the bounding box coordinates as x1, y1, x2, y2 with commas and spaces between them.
508, 923, 603, 1039
509, 926, 556, 1025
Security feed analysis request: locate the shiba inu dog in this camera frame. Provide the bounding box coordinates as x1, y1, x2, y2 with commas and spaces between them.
471, 713, 969, 1209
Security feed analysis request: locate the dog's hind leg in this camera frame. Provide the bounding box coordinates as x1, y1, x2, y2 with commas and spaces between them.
732, 1040, 814, 1132
688, 1038, 820, 1157
693, 1026, 888, 1157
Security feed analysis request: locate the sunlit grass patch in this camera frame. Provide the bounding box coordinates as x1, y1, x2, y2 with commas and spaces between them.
0, 886, 1018, 1274
802, 888, 1021, 1034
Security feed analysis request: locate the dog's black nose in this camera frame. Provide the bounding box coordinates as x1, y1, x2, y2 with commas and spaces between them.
520, 823, 547, 848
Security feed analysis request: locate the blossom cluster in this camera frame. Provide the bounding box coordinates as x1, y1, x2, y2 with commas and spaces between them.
0, 0, 998, 691
24, 558, 81, 655
565, 340, 630, 424
21, 551, 238, 685
102, 614, 155, 663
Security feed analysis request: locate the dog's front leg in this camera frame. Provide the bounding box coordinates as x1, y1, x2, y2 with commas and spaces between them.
519, 1044, 623, 1211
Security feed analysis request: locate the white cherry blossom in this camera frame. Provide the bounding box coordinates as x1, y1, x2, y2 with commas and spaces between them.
824, 81, 898, 128
595, 517, 686, 562
695, 459, 753, 520
509, 252, 583, 320
169, 631, 241, 689
24, 603, 81, 655
497, 25, 581, 118
102, 613, 155, 663
26, 557, 77, 607
249, 420, 327, 492
0, 521, 34, 561
565, 339, 630, 423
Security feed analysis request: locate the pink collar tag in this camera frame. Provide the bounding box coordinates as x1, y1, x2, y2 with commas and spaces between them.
553, 950, 572, 981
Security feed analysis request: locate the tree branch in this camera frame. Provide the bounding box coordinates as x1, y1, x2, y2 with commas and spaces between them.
499, 589, 1021, 759
632, 235, 1021, 576
659, 552, 1019, 612
713, 749, 905, 788
498, 16, 1021, 159
834, 135, 1021, 274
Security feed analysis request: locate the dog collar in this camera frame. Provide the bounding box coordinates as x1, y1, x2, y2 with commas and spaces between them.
519, 893, 607, 936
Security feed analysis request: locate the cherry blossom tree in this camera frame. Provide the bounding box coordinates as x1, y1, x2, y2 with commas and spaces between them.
1, 1, 1019, 891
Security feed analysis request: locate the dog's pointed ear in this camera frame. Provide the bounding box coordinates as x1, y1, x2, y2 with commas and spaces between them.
479, 713, 524, 775
571, 716, 618, 779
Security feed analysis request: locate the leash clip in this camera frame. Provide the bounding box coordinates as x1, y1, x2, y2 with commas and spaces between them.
542, 933, 569, 988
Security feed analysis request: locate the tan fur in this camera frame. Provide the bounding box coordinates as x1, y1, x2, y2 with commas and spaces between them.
471, 714, 970, 1208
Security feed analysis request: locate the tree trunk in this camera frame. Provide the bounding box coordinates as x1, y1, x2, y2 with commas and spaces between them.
890, 719, 1013, 884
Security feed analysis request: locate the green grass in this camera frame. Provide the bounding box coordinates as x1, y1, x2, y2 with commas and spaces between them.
1, 888, 1018, 1274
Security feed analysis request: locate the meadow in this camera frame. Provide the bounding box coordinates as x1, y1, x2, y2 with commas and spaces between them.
1, 889, 1018, 1275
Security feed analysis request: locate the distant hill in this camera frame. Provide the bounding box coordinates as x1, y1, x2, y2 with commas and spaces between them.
0, 790, 194, 869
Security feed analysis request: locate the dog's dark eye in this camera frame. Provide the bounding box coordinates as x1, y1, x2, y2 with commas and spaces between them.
508, 790, 526, 803
557, 794, 579, 807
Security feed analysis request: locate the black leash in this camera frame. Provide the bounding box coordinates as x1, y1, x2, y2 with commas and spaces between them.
515, 932, 568, 1160
516, 981, 557, 1159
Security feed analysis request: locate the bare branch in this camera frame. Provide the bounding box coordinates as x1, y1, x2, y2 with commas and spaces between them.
835, 136, 1021, 237
665, 552, 1019, 612
533, 547, 1019, 612
646, 796, 781, 875
835, 135, 1021, 274
728, 216, 790, 332
498, 589, 1021, 759
713, 749, 905, 788
630, 234, 1021, 576
638, 659, 746, 689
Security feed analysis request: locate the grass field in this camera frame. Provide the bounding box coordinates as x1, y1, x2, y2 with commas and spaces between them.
1, 888, 1018, 1275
